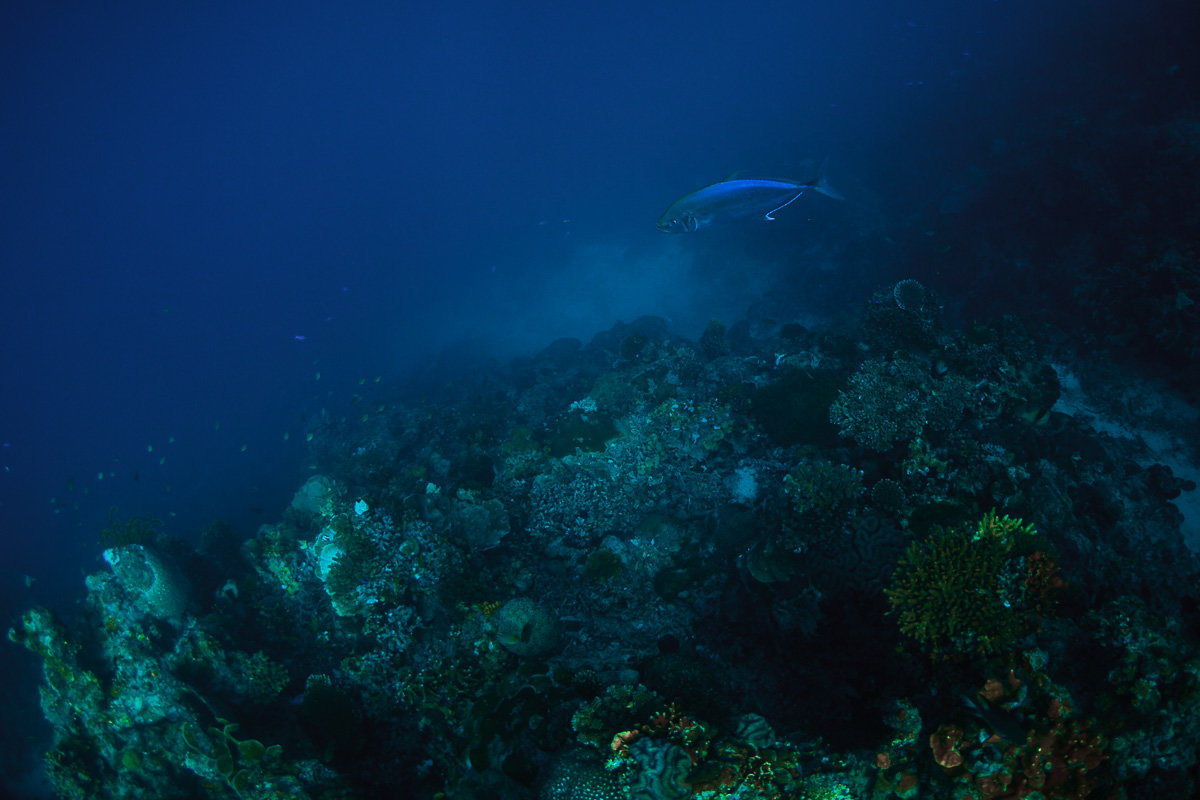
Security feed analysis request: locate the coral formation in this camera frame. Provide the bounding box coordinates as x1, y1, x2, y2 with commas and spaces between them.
11, 291, 1200, 800
101, 544, 190, 621
885, 511, 1060, 660
494, 598, 561, 658
830, 356, 972, 452
892, 278, 926, 311
539, 749, 623, 800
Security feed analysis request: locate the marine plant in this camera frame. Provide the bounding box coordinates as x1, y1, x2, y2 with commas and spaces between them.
180, 717, 287, 798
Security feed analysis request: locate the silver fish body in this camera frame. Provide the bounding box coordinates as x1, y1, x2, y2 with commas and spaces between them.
657, 174, 842, 233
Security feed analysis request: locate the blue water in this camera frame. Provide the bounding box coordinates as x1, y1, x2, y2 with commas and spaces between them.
1, 1, 1196, 796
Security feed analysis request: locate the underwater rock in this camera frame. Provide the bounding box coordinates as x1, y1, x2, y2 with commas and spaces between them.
750, 369, 844, 448
102, 544, 189, 620
450, 489, 511, 549
300, 676, 366, 758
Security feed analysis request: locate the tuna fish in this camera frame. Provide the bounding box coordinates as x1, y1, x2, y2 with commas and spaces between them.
657, 169, 843, 233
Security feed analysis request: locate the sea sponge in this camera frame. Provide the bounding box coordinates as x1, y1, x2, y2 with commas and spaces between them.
494, 598, 560, 657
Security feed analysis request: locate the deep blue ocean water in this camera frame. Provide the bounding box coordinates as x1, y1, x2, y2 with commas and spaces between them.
3, 2, 1198, 797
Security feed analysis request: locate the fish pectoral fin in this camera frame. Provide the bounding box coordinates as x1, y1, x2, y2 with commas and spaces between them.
764, 191, 804, 221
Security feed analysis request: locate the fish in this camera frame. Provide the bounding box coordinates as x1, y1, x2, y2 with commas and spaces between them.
959, 692, 1028, 744
657, 168, 843, 233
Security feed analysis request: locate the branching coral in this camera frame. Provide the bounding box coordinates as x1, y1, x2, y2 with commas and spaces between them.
885, 511, 1062, 659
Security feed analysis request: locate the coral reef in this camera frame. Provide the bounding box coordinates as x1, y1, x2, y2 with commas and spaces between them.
10, 289, 1200, 800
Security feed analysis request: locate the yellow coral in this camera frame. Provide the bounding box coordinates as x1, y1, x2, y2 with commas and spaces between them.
973, 508, 1036, 542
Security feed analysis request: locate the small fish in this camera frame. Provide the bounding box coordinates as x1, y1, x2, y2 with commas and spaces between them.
960, 693, 1027, 744
658, 168, 843, 233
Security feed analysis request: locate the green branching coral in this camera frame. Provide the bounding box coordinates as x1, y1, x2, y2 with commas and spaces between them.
885, 511, 1057, 660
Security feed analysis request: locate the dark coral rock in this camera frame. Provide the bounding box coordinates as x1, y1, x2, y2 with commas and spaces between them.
640, 652, 732, 722
451, 451, 496, 489
300, 679, 366, 759
699, 319, 729, 360
750, 369, 845, 448
546, 411, 618, 458
583, 548, 625, 583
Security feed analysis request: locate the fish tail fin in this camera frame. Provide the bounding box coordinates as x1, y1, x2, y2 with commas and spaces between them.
811, 160, 845, 201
